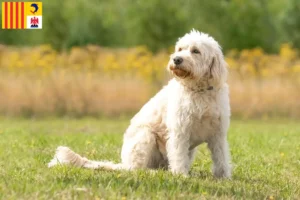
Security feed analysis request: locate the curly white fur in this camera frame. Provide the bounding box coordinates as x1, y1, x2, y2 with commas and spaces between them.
48, 30, 232, 178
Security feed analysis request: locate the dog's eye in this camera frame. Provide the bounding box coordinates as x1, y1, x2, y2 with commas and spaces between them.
178, 48, 182, 52
192, 49, 200, 54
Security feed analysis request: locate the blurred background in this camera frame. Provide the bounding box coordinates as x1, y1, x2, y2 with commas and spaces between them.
0, 0, 299, 119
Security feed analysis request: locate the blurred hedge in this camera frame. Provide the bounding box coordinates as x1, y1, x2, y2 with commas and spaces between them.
0, 0, 299, 52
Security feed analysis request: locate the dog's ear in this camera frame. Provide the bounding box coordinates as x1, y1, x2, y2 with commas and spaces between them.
209, 54, 228, 84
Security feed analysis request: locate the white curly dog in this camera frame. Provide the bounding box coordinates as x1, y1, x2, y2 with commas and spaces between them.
48, 30, 232, 178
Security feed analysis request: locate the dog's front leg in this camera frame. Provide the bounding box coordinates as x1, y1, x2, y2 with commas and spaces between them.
166, 130, 191, 176
207, 134, 231, 178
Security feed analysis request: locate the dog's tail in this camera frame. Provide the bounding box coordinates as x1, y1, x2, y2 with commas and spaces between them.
48, 146, 126, 170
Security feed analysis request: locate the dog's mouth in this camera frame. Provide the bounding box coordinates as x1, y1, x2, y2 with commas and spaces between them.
169, 66, 191, 78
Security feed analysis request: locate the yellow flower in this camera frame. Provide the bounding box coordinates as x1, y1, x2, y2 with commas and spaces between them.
268, 195, 274, 200
252, 47, 264, 57
280, 43, 297, 60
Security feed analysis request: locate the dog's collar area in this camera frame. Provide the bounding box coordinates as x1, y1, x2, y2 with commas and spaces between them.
197, 86, 214, 93
185, 84, 214, 93
207, 86, 214, 90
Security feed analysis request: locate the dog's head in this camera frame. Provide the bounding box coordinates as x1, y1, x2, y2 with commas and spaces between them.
168, 30, 228, 87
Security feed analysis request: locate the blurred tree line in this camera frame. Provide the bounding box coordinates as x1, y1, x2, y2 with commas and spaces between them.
0, 0, 299, 52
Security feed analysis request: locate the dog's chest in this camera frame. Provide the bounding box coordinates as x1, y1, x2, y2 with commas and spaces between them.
185, 93, 221, 147
166, 84, 224, 150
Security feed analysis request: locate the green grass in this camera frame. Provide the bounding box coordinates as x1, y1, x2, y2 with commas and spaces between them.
0, 117, 299, 200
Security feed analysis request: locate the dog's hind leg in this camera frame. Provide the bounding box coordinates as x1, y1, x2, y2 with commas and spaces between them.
121, 127, 161, 169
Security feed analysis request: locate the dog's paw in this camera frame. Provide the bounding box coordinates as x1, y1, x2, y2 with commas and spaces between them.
170, 168, 189, 177
213, 166, 231, 179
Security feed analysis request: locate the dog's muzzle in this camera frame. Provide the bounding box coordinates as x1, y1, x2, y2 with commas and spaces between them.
169, 59, 191, 78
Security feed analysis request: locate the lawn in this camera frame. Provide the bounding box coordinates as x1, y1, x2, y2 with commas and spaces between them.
0, 117, 299, 199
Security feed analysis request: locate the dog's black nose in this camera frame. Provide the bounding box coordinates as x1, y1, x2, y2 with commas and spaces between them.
173, 56, 183, 65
